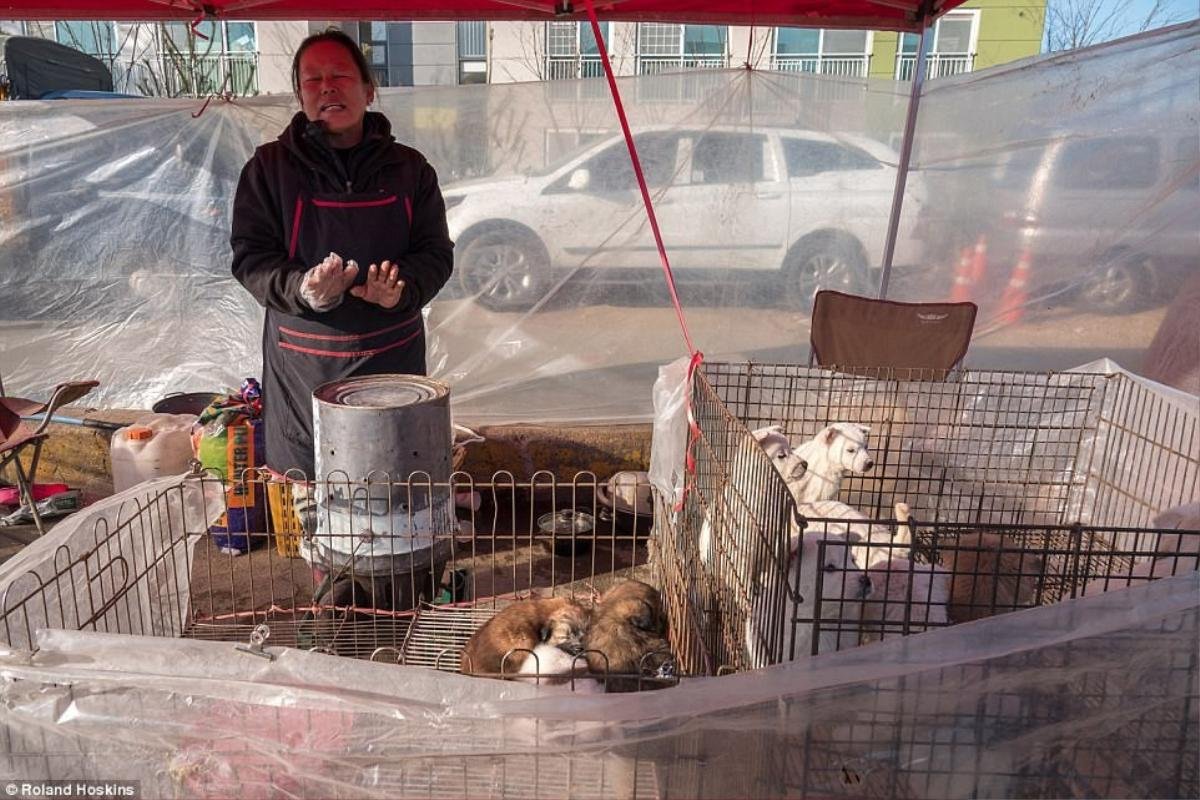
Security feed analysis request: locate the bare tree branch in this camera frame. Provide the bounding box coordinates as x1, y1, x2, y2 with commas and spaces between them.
1046, 0, 1188, 52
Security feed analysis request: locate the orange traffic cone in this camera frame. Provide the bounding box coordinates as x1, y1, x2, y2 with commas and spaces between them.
949, 246, 973, 302
949, 235, 987, 302
996, 244, 1033, 325
968, 235, 988, 287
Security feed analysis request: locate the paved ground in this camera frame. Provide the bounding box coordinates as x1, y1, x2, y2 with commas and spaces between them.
0, 295, 1167, 422
0, 523, 43, 566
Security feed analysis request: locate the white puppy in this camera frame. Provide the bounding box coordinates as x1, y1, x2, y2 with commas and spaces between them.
699, 425, 807, 567
749, 424, 809, 484
744, 527, 872, 668
1084, 502, 1200, 595
788, 423, 874, 504
514, 643, 605, 694
798, 498, 898, 570
860, 503, 951, 642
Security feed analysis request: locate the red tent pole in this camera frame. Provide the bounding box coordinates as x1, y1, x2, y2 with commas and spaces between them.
878, 4, 932, 299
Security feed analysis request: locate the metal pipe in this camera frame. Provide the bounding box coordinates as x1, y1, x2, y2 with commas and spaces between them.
878, 12, 932, 299
21, 413, 123, 432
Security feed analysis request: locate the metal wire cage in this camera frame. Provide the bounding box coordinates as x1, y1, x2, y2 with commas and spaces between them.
651, 362, 1200, 675
0, 470, 676, 690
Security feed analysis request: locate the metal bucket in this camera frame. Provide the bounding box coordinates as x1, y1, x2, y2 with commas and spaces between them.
310, 374, 455, 560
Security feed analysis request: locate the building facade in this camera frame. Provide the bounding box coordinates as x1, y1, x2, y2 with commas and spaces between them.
2, 0, 1043, 96
0, 18, 305, 96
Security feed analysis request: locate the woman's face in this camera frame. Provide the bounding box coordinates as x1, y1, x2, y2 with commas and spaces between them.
297, 40, 374, 146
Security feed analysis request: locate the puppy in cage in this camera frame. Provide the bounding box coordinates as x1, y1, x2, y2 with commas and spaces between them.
460, 596, 591, 678
859, 503, 951, 642
744, 526, 872, 667
936, 531, 1044, 623
584, 579, 673, 692
699, 425, 808, 566
1084, 501, 1200, 594
513, 643, 604, 693
788, 423, 874, 504
795, 498, 901, 570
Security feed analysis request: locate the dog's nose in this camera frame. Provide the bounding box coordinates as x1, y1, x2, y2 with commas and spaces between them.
862, 459, 874, 472
858, 574, 872, 597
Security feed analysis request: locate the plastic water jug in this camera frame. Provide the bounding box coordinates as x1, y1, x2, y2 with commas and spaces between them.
110, 414, 196, 493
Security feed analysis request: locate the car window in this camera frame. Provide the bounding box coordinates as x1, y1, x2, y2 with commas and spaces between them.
1055, 137, 1159, 190
585, 133, 680, 192
992, 147, 1044, 189
782, 138, 880, 178
689, 132, 766, 184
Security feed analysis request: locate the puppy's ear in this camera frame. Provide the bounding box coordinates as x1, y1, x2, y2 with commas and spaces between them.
824, 427, 840, 446
751, 424, 785, 441
631, 599, 664, 633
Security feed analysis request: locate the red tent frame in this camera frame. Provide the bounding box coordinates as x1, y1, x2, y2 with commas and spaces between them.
1, 0, 958, 32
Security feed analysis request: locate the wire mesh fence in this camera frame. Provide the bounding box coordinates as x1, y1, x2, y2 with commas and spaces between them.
651, 363, 1200, 674
0, 471, 674, 691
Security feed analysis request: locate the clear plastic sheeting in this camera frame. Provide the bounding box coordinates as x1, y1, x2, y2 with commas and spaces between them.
0, 475, 222, 651
0, 574, 1194, 798
1, 24, 1197, 422
1068, 358, 1200, 529
892, 22, 1200, 372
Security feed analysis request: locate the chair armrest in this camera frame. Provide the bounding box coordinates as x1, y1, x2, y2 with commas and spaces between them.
29, 380, 99, 435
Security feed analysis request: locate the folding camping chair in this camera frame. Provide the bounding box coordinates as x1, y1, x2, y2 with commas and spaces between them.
1, 380, 98, 534
808, 290, 978, 377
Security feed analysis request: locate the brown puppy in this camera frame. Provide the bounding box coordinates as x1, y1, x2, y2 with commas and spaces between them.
461, 596, 591, 677
584, 580, 672, 692
938, 532, 1044, 623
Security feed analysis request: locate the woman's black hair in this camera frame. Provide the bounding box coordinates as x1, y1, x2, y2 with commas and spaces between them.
291, 28, 375, 96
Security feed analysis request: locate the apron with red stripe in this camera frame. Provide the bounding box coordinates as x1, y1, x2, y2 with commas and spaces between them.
265, 188, 422, 477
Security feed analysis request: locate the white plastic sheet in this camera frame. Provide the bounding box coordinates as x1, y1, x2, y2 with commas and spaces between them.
0, 475, 222, 650
0, 574, 1195, 798
1, 24, 1197, 421
648, 355, 690, 507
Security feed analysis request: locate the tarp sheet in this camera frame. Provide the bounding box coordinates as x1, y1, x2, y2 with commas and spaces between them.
1, 574, 1195, 798
0, 22, 1196, 422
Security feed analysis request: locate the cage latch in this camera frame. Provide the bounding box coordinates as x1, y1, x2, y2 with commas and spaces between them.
235, 623, 275, 661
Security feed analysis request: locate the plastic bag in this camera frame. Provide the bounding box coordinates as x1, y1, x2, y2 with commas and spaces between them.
649, 356, 691, 508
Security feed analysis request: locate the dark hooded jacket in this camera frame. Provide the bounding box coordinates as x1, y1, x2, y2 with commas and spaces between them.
231, 111, 453, 476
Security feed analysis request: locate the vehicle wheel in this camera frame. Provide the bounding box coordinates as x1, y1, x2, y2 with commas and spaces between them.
457, 227, 550, 312
1079, 255, 1152, 314
782, 236, 870, 313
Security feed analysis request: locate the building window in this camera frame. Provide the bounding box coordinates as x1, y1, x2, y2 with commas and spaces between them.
55, 21, 118, 60
772, 28, 871, 77
457, 21, 487, 84
159, 21, 258, 96
637, 23, 728, 74
896, 10, 979, 80
357, 21, 391, 87
545, 21, 608, 80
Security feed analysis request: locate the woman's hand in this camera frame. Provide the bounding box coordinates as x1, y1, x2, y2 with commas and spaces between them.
299, 252, 359, 312
350, 261, 405, 309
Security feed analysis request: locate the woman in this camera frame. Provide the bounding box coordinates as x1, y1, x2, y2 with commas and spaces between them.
231, 30, 453, 478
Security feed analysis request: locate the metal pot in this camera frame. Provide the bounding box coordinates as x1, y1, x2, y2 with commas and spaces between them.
151, 391, 222, 416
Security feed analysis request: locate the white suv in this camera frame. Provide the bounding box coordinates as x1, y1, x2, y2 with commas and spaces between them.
443, 127, 924, 311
